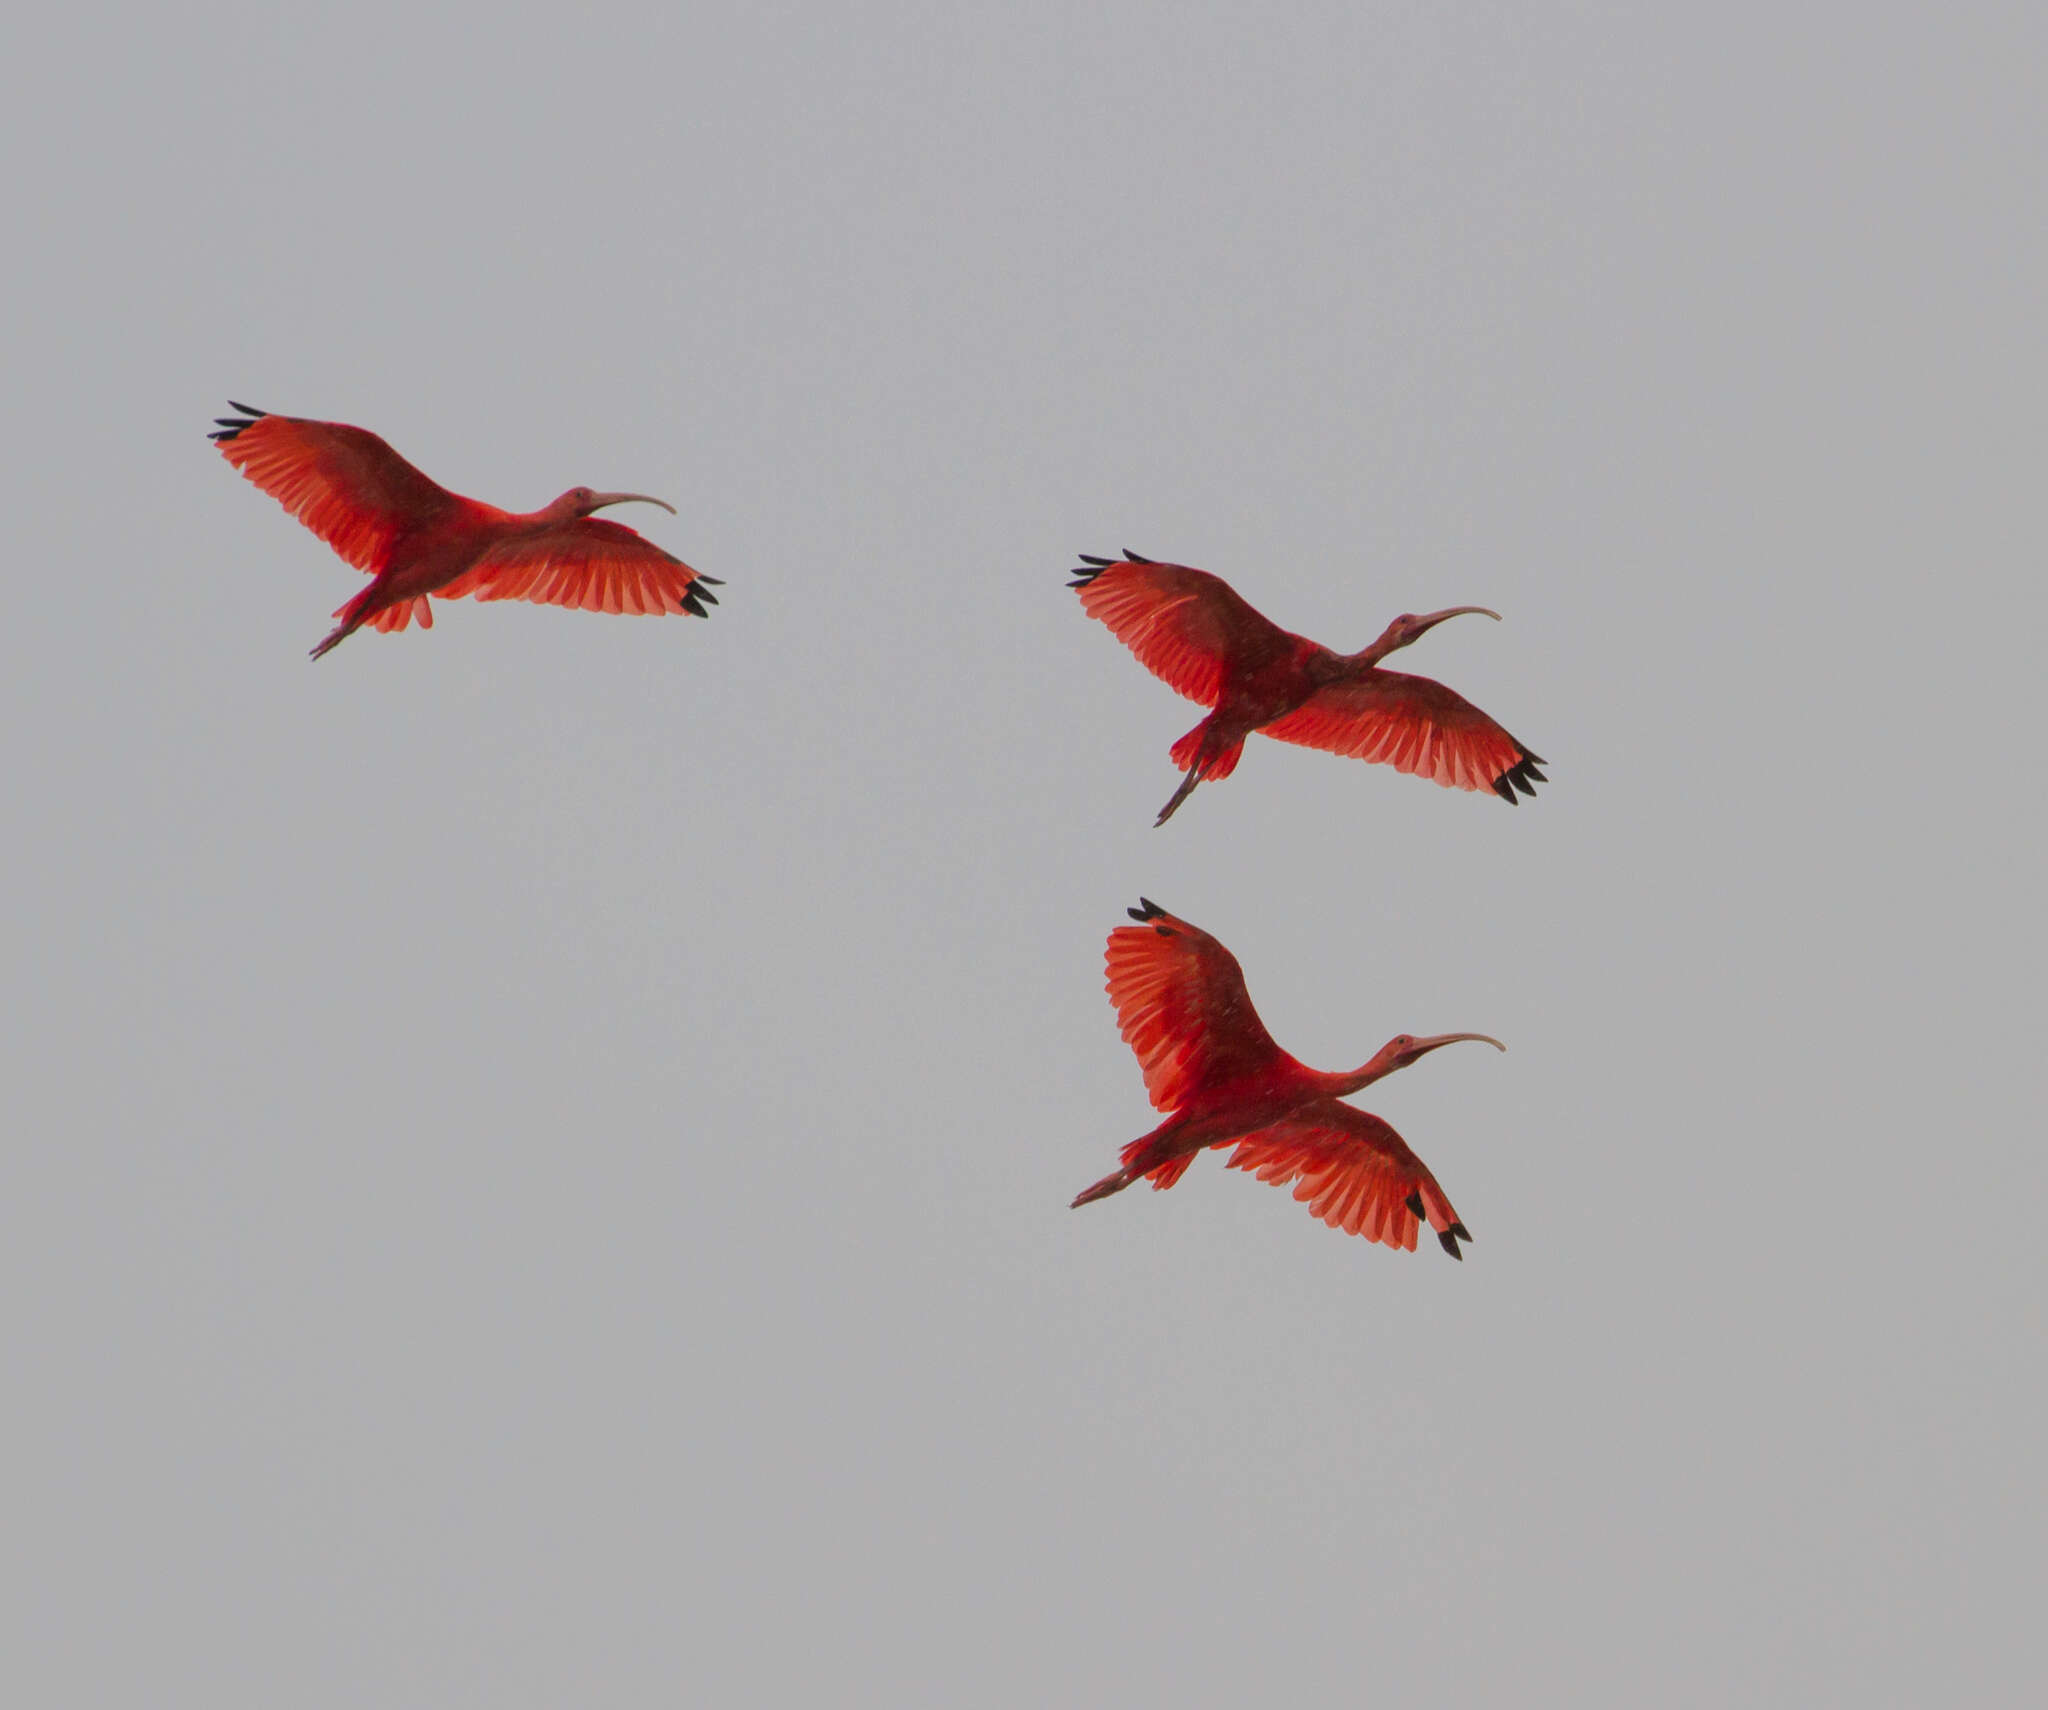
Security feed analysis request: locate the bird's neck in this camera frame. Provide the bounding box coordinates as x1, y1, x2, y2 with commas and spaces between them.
1347, 620, 1409, 669
1320, 1057, 1397, 1098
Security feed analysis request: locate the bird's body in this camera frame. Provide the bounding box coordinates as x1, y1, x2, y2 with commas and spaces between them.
1070, 899, 1501, 1254
210, 403, 720, 657
1071, 551, 1544, 823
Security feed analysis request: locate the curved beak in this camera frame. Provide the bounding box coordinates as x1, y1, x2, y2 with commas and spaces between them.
588, 491, 677, 515
1408, 605, 1500, 638
1406, 1031, 1507, 1060
1349, 1030, 1505, 1090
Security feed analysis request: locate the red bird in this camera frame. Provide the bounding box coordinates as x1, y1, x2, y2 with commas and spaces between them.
1071, 550, 1544, 824
211, 403, 721, 658
1071, 899, 1502, 1255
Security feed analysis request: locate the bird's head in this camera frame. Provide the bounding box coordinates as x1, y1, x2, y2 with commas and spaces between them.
1346, 1030, 1506, 1090
1358, 605, 1500, 665
550, 487, 678, 520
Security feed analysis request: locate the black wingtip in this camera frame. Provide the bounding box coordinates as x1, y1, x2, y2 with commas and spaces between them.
1493, 742, 1548, 802
208, 400, 267, 443
1127, 896, 1165, 923
1122, 548, 1156, 563
1069, 553, 1114, 589
1437, 1230, 1466, 1260
1405, 1191, 1425, 1218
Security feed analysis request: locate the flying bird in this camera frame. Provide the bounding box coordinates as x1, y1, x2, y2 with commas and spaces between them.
1070, 899, 1502, 1254
211, 403, 721, 658
1071, 550, 1544, 824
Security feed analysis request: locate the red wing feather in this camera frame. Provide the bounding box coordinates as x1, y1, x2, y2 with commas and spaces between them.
1072, 555, 1292, 708
435, 517, 713, 616
214, 410, 459, 576
1106, 901, 1290, 1114
1261, 666, 1539, 798
1226, 1102, 1463, 1251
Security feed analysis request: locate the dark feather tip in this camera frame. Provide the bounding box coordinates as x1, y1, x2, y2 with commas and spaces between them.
696, 574, 726, 585
1122, 548, 1154, 562
1405, 1191, 1424, 1218
226, 401, 266, 416
1491, 776, 1516, 804
1449, 1222, 1471, 1242
1438, 1230, 1465, 1260
1077, 554, 1113, 567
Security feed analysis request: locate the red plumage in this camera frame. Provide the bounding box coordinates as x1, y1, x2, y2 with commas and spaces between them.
211, 403, 720, 658
1071, 551, 1544, 823
1073, 899, 1502, 1255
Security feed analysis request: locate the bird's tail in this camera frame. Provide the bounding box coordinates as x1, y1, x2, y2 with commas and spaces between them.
1167, 722, 1245, 782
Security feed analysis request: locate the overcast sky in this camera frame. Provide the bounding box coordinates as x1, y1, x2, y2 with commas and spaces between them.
3, 3, 2042, 1704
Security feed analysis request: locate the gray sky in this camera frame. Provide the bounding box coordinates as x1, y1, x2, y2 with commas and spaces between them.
4, 2, 2042, 1703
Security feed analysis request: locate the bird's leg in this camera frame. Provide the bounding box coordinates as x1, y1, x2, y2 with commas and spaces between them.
1154, 763, 1203, 827
308, 616, 361, 661
1070, 1167, 1135, 1208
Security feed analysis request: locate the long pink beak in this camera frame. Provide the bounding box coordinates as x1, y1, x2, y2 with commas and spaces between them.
1405, 1031, 1507, 1059
1408, 605, 1501, 636
588, 491, 677, 514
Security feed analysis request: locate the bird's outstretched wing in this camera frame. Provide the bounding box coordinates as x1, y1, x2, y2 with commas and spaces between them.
1070, 552, 1293, 708
1106, 899, 1292, 1114
1226, 1101, 1472, 1256
211, 404, 460, 577
435, 519, 720, 617
1260, 667, 1546, 801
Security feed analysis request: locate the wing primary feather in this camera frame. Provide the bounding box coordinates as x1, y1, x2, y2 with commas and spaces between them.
1438, 1230, 1464, 1260
1406, 1190, 1424, 1217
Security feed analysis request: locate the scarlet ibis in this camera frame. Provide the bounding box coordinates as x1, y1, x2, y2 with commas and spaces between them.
1070, 899, 1501, 1254
1071, 550, 1544, 824
210, 403, 721, 658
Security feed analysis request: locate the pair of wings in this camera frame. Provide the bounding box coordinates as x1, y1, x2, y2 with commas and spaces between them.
1074, 553, 1541, 800
213, 407, 713, 617
1107, 901, 1467, 1253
